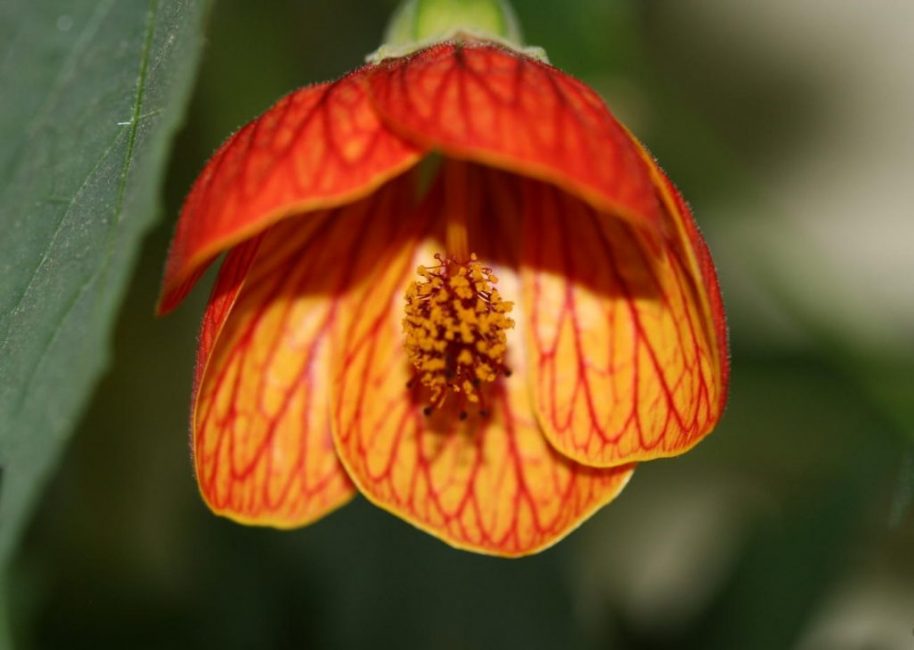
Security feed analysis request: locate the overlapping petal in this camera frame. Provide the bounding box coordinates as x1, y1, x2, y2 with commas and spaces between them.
365, 42, 664, 231
330, 170, 634, 556
159, 73, 424, 314
520, 176, 725, 467
192, 177, 416, 527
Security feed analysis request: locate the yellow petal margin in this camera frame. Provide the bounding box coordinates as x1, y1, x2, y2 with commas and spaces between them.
521, 178, 724, 467
331, 170, 633, 556
192, 178, 418, 527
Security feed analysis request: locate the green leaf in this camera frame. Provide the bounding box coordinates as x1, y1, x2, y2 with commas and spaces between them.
0, 0, 209, 580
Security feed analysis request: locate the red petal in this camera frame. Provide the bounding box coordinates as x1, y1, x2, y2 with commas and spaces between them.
521, 173, 727, 467
365, 42, 663, 231
191, 178, 419, 526
159, 72, 423, 314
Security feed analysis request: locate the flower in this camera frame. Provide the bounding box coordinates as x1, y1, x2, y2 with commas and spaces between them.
159, 14, 728, 557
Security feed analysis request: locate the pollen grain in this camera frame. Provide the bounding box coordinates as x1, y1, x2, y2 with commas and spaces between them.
403, 254, 514, 414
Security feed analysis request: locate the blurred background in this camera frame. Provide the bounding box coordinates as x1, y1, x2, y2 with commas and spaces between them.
9, 0, 914, 648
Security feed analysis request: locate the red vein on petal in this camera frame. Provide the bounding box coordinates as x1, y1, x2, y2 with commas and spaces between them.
522, 176, 723, 467
366, 43, 662, 233
192, 178, 416, 527
624, 133, 729, 412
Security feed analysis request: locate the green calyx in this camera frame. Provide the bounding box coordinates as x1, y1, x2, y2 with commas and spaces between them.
368, 0, 547, 63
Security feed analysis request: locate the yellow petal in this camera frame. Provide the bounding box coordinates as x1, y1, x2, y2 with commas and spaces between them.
331, 188, 633, 555
193, 176, 417, 527
521, 178, 724, 467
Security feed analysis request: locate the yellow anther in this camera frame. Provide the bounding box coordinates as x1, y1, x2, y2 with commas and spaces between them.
402, 253, 514, 413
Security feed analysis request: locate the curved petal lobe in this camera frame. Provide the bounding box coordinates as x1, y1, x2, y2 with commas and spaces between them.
331, 229, 634, 557
192, 180, 417, 527
521, 179, 725, 467
159, 72, 423, 313
365, 42, 663, 231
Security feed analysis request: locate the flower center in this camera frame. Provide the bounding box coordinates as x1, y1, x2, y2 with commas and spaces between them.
403, 253, 514, 416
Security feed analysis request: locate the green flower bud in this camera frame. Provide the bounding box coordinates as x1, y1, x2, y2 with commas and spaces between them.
368, 0, 547, 63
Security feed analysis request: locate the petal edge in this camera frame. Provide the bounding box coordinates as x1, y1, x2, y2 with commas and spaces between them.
159, 72, 424, 314
365, 42, 665, 235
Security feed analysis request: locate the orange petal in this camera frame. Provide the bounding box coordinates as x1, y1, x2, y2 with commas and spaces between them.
159, 72, 424, 314
331, 216, 634, 556
365, 42, 663, 232
636, 148, 730, 412
521, 177, 726, 467
192, 177, 418, 527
